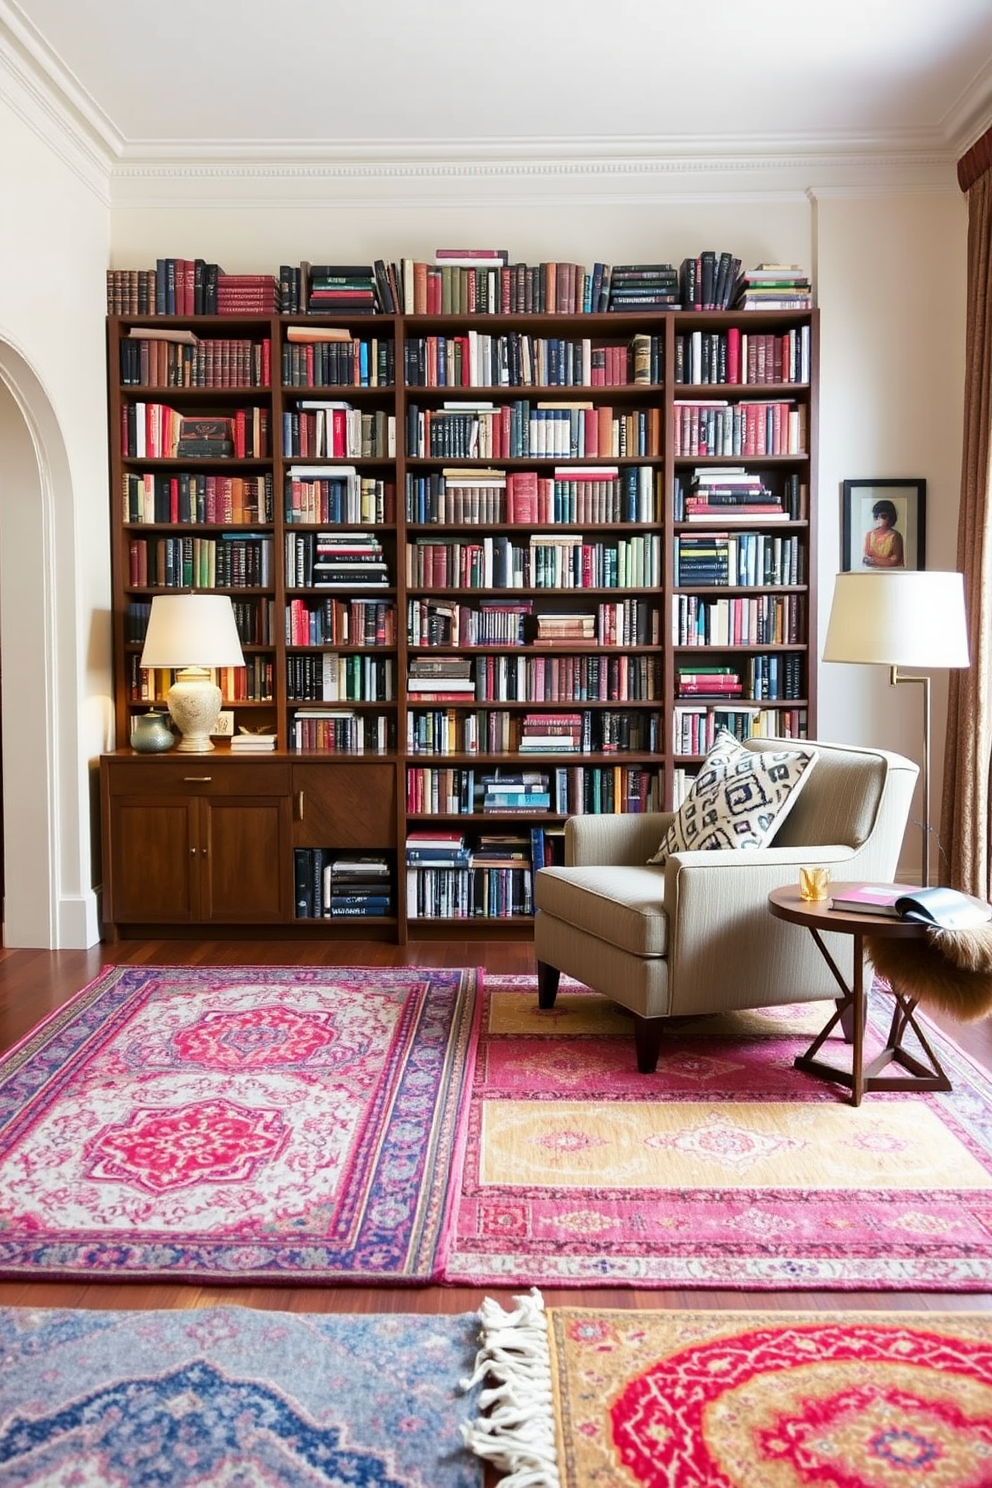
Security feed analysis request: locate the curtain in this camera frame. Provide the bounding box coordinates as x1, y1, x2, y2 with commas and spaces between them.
940, 132, 992, 896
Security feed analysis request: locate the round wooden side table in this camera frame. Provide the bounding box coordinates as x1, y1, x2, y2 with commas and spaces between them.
767, 882, 951, 1107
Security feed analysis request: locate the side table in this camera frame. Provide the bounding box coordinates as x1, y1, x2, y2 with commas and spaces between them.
767, 882, 951, 1107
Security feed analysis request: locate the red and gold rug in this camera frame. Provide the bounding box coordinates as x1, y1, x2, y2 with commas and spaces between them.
0, 964, 480, 1282
443, 977, 992, 1289
465, 1290, 992, 1487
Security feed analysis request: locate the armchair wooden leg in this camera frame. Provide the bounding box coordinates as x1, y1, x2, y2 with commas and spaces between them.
633, 1014, 664, 1074
537, 961, 561, 1009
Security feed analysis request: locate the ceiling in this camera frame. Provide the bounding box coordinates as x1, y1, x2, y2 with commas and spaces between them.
5, 0, 992, 165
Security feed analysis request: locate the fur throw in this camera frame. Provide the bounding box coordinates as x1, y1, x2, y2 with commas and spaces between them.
866, 923, 992, 1022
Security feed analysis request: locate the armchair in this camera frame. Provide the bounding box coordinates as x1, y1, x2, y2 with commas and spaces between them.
533, 739, 919, 1072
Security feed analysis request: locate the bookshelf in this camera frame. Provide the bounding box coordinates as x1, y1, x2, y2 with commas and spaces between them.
100, 297, 818, 941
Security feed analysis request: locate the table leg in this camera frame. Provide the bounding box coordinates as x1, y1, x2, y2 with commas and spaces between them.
851, 931, 865, 1107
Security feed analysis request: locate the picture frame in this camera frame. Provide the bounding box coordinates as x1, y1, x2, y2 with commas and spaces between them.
841, 479, 926, 573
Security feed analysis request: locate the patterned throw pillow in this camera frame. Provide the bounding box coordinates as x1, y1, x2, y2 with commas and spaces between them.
649, 731, 819, 865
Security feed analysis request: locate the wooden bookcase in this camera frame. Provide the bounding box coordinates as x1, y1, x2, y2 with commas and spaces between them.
100, 304, 818, 941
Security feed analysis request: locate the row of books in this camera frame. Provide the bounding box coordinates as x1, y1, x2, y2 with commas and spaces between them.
674, 326, 811, 387
108, 254, 812, 317
673, 470, 808, 523
286, 653, 394, 703
404, 596, 659, 649
284, 471, 395, 526
672, 532, 804, 588
676, 659, 804, 702
671, 706, 808, 755
128, 534, 273, 590
409, 403, 661, 463
403, 332, 662, 389
122, 472, 274, 526
405, 707, 661, 757
673, 592, 805, 647
120, 330, 271, 389
121, 403, 270, 460
407, 652, 661, 704
404, 467, 660, 527
284, 532, 389, 589
405, 533, 662, 592
285, 596, 396, 647
282, 406, 394, 460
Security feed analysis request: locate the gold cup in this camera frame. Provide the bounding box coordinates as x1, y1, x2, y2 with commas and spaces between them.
799, 866, 830, 902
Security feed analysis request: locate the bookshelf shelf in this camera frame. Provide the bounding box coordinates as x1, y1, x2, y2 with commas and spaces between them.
101, 299, 818, 941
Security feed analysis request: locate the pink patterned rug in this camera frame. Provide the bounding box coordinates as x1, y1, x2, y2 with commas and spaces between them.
442, 976, 992, 1290
0, 964, 479, 1282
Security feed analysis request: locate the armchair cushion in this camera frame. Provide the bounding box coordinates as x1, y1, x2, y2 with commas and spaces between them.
648, 730, 819, 865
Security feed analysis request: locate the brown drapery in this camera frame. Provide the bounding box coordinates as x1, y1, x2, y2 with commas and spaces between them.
940, 125, 992, 895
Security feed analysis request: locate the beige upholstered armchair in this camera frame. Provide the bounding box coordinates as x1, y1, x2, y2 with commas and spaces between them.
534, 739, 919, 1072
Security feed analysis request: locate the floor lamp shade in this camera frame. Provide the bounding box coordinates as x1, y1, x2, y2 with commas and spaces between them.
139, 594, 246, 753
822, 570, 969, 885
823, 571, 970, 669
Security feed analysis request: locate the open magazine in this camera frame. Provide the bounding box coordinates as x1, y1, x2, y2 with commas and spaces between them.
830, 883, 992, 929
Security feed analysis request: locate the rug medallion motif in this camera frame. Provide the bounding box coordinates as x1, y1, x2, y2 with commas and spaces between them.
546, 1306, 992, 1487
444, 978, 992, 1289
0, 964, 479, 1281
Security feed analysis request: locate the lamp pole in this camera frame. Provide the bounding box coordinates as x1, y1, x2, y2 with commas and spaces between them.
890, 666, 930, 887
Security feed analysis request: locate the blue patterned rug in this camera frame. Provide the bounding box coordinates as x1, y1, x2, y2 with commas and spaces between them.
0, 1305, 482, 1486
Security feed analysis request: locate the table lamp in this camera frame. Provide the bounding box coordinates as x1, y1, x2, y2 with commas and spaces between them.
822, 570, 970, 886
139, 593, 245, 753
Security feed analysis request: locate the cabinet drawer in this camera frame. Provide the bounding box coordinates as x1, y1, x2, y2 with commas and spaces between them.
104, 757, 292, 797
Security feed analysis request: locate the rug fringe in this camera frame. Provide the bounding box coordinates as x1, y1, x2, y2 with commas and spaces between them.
461, 1288, 561, 1488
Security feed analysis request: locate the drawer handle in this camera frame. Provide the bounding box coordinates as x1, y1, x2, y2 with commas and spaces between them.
296, 791, 305, 822
184, 776, 213, 783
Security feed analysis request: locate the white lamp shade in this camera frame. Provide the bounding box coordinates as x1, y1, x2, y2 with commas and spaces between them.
139, 594, 245, 670
823, 571, 970, 669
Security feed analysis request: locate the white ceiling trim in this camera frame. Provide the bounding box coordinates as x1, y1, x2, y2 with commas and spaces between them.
0, 30, 109, 202
107, 147, 958, 212
941, 56, 992, 152
0, 1, 119, 153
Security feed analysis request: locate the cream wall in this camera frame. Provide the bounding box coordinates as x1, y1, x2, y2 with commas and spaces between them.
815, 190, 968, 878
0, 77, 111, 947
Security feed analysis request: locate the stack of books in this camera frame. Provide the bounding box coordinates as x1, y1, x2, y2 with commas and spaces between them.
734, 264, 813, 310
324, 854, 392, 918
306, 265, 377, 315
534, 613, 596, 647
230, 730, 277, 751
216, 274, 279, 314
678, 467, 786, 521
479, 770, 551, 813
176, 416, 234, 459
608, 264, 680, 311
407, 657, 476, 702
676, 666, 744, 699
519, 712, 584, 753
312, 532, 389, 588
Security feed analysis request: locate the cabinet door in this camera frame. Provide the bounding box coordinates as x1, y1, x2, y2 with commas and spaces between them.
107, 796, 197, 923
199, 795, 293, 923
292, 762, 398, 850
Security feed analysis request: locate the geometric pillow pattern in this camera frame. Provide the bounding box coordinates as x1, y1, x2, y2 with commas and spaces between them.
649, 729, 819, 865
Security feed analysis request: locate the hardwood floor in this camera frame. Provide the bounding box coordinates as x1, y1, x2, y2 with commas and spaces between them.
0, 937, 989, 1320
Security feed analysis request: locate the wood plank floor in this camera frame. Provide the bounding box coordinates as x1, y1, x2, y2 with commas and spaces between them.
0, 936, 989, 1319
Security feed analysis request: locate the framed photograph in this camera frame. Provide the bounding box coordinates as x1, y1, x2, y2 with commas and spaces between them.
841, 479, 926, 572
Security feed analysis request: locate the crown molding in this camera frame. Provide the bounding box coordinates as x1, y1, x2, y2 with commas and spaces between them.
942, 56, 992, 154
107, 138, 959, 210
0, 2, 114, 201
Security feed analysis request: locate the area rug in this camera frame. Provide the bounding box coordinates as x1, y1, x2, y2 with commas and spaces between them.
464, 1289, 992, 1488
0, 964, 479, 1281
0, 1304, 483, 1486
442, 976, 992, 1289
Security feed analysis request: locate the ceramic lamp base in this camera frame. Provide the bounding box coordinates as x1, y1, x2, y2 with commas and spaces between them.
167, 669, 222, 753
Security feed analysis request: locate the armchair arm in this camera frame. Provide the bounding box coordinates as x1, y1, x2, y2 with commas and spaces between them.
566, 811, 676, 867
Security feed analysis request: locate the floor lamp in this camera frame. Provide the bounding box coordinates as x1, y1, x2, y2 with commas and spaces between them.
822, 571, 969, 887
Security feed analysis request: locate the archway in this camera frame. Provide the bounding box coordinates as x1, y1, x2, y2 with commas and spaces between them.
0, 348, 66, 946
